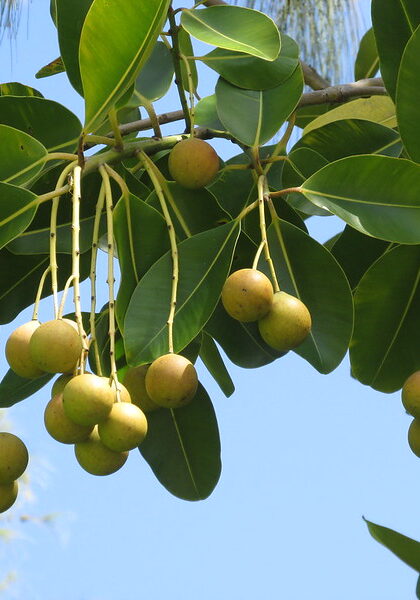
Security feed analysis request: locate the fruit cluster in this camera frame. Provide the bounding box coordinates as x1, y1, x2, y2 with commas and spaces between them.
402, 372, 420, 457
0, 433, 28, 513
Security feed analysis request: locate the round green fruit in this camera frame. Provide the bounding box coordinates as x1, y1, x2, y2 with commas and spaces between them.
408, 419, 420, 457
29, 319, 82, 374
168, 138, 219, 189
74, 428, 128, 476
122, 365, 160, 412
44, 393, 94, 444
221, 269, 274, 322
5, 321, 45, 379
51, 373, 74, 397
145, 353, 198, 409
63, 374, 115, 426
258, 291, 312, 352
98, 402, 148, 452
0, 481, 18, 513
0, 433, 28, 484
402, 371, 420, 418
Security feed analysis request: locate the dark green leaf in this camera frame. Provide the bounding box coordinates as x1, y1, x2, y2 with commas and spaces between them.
294, 104, 331, 129
0, 183, 37, 250
0, 370, 53, 408
0, 125, 47, 186
195, 95, 226, 131
0, 82, 43, 97
365, 518, 420, 572
354, 28, 379, 80
179, 28, 198, 93
200, 332, 234, 397
282, 148, 330, 216
128, 41, 174, 104
35, 57, 66, 79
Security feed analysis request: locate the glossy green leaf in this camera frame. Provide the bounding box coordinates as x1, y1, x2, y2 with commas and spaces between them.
265, 220, 353, 373
195, 95, 225, 131
282, 148, 330, 216
354, 28, 379, 80
128, 41, 174, 105
0, 370, 53, 408
181, 6, 280, 61
114, 194, 170, 331
35, 56, 66, 79
372, 0, 420, 99
0, 96, 81, 155
365, 518, 420, 572
124, 221, 240, 366
179, 28, 198, 93
396, 24, 420, 163
216, 66, 303, 146
80, 0, 171, 133
140, 383, 221, 501
200, 332, 234, 397
294, 119, 402, 160
93, 106, 141, 141
201, 34, 298, 90
294, 104, 331, 129
302, 156, 420, 244
350, 245, 420, 393
0, 82, 43, 97
0, 124, 47, 186
0, 183, 37, 249
56, 0, 93, 95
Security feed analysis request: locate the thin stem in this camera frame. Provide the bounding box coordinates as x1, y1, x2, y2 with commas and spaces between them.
57, 275, 74, 319
252, 241, 265, 271
270, 187, 302, 198
32, 266, 51, 321
107, 108, 124, 150
257, 176, 279, 293
179, 53, 196, 135
264, 114, 296, 176
104, 164, 130, 199
137, 94, 163, 138
84, 135, 118, 147
236, 199, 259, 222
168, 7, 192, 133
89, 184, 106, 378
45, 152, 79, 162
99, 165, 120, 395
139, 151, 178, 353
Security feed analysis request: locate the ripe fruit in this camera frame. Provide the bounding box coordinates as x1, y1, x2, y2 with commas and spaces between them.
63, 374, 115, 426
5, 321, 44, 379
0, 433, 28, 484
0, 481, 18, 513
29, 319, 82, 374
145, 353, 198, 409
74, 428, 128, 476
168, 138, 220, 189
98, 402, 148, 452
44, 393, 94, 444
402, 371, 420, 418
408, 419, 420, 457
122, 365, 160, 412
221, 269, 274, 322
258, 291, 312, 352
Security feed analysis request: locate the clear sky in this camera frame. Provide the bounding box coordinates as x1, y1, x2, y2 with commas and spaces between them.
0, 2, 419, 599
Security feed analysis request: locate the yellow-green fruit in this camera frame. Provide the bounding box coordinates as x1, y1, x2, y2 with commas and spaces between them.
258, 291, 312, 352
145, 353, 198, 409
51, 373, 74, 397
63, 374, 115, 426
98, 403, 148, 452
0, 433, 28, 484
221, 269, 274, 322
122, 365, 160, 412
402, 371, 420, 418
168, 138, 220, 189
29, 319, 82, 374
408, 419, 420, 457
44, 393, 94, 444
0, 481, 18, 513
74, 428, 128, 476
5, 321, 44, 379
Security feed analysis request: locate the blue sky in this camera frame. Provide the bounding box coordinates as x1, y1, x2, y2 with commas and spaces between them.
0, 2, 419, 599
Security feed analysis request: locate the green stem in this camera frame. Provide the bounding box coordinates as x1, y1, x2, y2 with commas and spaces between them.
89, 184, 106, 378
257, 176, 279, 292
168, 7, 192, 133
32, 266, 51, 321
107, 108, 124, 150
84, 135, 117, 147
137, 94, 163, 138
264, 114, 296, 176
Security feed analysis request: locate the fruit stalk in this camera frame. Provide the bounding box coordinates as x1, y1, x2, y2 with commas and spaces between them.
263, 113, 296, 176
179, 53, 196, 135
32, 266, 51, 321
89, 183, 106, 377
168, 7, 192, 133
257, 176, 280, 293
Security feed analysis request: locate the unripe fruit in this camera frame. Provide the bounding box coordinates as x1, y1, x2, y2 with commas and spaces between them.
74, 428, 128, 476
29, 319, 82, 374
408, 419, 420, 457
98, 402, 148, 452
168, 138, 220, 189
402, 371, 420, 418
44, 393, 94, 444
5, 321, 44, 379
122, 365, 160, 412
51, 373, 74, 397
221, 269, 274, 322
0, 481, 18, 513
145, 353, 198, 409
0, 433, 28, 484
63, 374, 115, 426
258, 291, 312, 352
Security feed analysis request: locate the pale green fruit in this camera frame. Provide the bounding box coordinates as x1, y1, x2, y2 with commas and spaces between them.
63, 374, 115, 426
0, 481, 18, 513
98, 403, 148, 452
5, 321, 45, 379
0, 433, 28, 484
408, 419, 420, 457
145, 354, 198, 409
168, 138, 220, 189
51, 373, 74, 397
258, 291, 312, 352
74, 428, 128, 476
221, 269, 274, 322
29, 319, 82, 374
122, 365, 160, 412
402, 371, 420, 418
44, 393, 93, 444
